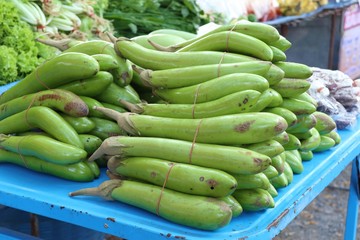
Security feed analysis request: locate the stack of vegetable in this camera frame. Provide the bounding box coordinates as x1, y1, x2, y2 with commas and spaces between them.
0, 18, 341, 230
68, 20, 340, 230
0, 37, 145, 181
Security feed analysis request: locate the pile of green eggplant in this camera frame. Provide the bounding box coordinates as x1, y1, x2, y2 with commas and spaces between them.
0, 20, 341, 231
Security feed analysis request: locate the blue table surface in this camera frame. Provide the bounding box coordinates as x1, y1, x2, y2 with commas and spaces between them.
0, 84, 360, 239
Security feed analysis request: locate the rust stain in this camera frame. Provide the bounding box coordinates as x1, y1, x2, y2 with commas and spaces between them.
235, 120, 255, 133
267, 208, 290, 230
253, 158, 262, 166
274, 121, 287, 133
206, 179, 218, 190
38, 94, 63, 101
106, 217, 116, 222
64, 102, 89, 116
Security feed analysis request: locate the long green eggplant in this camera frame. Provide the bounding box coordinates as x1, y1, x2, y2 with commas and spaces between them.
107, 156, 238, 197
69, 179, 232, 230
0, 134, 87, 165
154, 73, 269, 104
0, 52, 99, 104
0, 89, 89, 120
0, 149, 94, 182
121, 90, 261, 119
89, 136, 271, 175
0, 106, 83, 148
93, 107, 288, 145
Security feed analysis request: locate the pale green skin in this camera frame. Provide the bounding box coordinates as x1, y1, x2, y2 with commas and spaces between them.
313, 111, 336, 134
282, 161, 294, 183
271, 78, 311, 98
60, 114, 95, 134
110, 157, 237, 197
0, 134, 87, 165
279, 98, 317, 115
264, 107, 298, 128
287, 114, 317, 134
293, 92, 318, 107
0, 89, 89, 120
79, 96, 106, 119
154, 73, 269, 104
114, 38, 268, 70
0, 52, 99, 104
247, 89, 274, 112
149, 29, 196, 40
272, 131, 290, 146
262, 165, 279, 179
300, 128, 321, 151
64, 40, 133, 86
232, 172, 270, 190
284, 151, 304, 174
312, 136, 336, 152
90, 136, 271, 175
245, 139, 285, 158
110, 180, 232, 230
299, 150, 314, 161
144, 62, 271, 89
58, 71, 113, 98
274, 61, 313, 79
267, 184, 278, 197
270, 46, 287, 62
0, 149, 94, 182
92, 54, 120, 71
270, 172, 289, 189
123, 112, 288, 145
271, 154, 286, 175
219, 195, 243, 218
131, 33, 186, 50
170, 20, 280, 47
232, 188, 275, 211
78, 134, 102, 155
323, 131, 341, 145
267, 88, 283, 107
138, 90, 261, 119
96, 83, 141, 108
88, 117, 125, 140
176, 31, 273, 61
269, 35, 292, 52
283, 133, 301, 151
0, 106, 83, 149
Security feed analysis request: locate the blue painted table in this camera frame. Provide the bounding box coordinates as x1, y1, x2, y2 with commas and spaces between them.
0, 82, 359, 239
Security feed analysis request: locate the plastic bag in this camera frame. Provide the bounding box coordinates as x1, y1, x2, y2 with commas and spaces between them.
307, 67, 359, 129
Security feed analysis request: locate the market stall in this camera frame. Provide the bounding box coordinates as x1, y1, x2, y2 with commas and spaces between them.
0, 104, 358, 239
0, 1, 360, 239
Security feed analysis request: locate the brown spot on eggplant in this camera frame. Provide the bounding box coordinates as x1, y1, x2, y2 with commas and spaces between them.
150, 171, 157, 178
206, 179, 218, 190
199, 176, 205, 182
253, 158, 262, 166
37, 94, 63, 101
243, 98, 248, 104
64, 102, 89, 116
121, 72, 130, 81
234, 120, 255, 133
274, 120, 287, 133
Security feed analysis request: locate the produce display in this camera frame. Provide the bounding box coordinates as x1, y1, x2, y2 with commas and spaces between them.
0, 19, 343, 231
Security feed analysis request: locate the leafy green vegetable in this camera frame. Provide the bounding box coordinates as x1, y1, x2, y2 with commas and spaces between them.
0, 1, 56, 85
0, 46, 18, 85
104, 0, 209, 38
